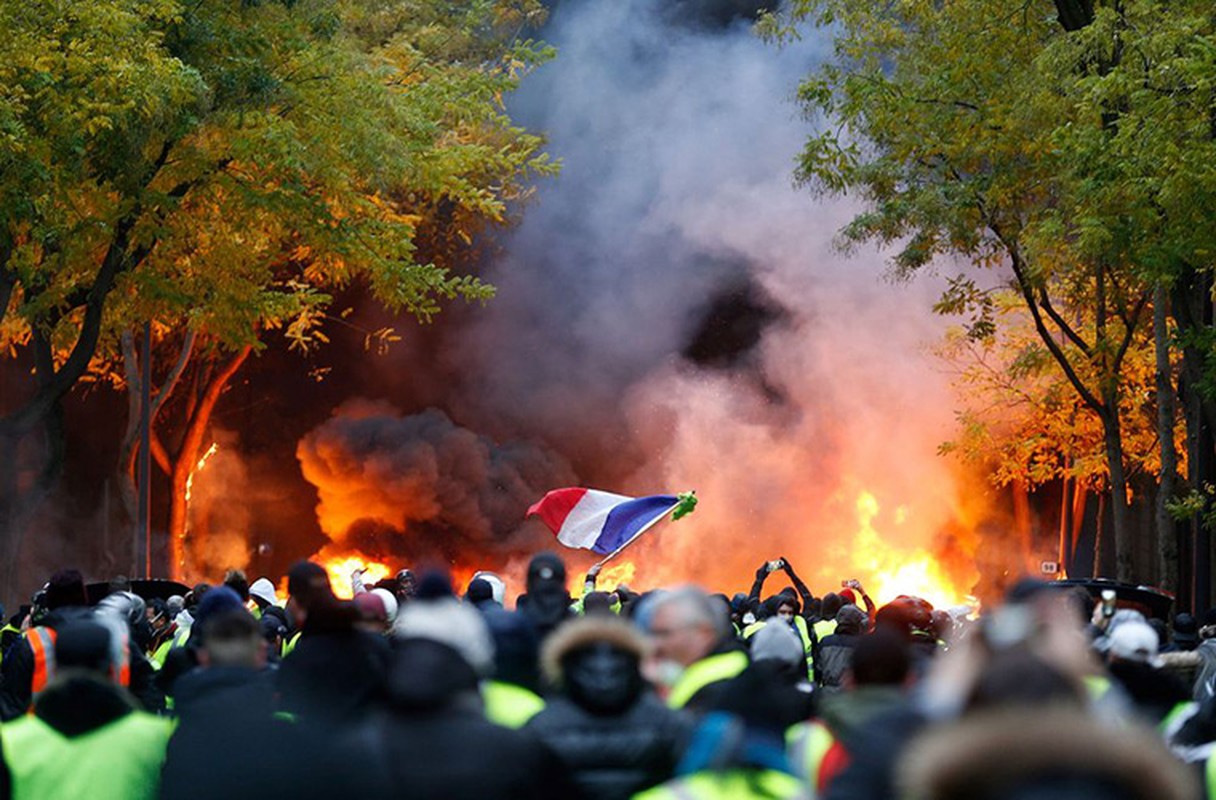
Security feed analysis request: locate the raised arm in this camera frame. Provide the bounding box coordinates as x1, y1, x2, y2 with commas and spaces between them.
845, 578, 877, 622
748, 562, 772, 603
780, 557, 815, 611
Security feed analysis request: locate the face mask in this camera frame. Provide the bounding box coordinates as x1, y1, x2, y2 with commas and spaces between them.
742, 612, 756, 626
654, 660, 685, 688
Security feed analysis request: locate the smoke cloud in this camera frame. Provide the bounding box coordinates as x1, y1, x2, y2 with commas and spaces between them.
297, 0, 993, 602
297, 400, 577, 567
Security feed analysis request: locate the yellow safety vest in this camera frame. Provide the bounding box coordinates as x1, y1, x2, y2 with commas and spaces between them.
281, 631, 302, 658
786, 719, 835, 791
667, 651, 749, 709
481, 681, 545, 729
812, 619, 837, 641
2, 710, 171, 800
632, 768, 807, 800
743, 619, 815, 676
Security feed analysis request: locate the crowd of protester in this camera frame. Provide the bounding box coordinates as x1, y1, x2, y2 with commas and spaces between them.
0, 553, 1212, 799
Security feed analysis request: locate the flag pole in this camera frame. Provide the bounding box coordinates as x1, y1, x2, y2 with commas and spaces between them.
592, 491, 696, 570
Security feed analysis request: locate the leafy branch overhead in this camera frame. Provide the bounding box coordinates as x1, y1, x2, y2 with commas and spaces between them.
0, 0, 558, 370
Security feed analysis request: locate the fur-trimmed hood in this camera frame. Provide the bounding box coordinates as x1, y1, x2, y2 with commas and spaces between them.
541, 616, 647, 685
897, 709, 1197, 800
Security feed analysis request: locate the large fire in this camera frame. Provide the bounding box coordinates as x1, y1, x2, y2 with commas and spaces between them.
310, 488, 975, 611
847, 491, 972, 609
324, 556, 392, 599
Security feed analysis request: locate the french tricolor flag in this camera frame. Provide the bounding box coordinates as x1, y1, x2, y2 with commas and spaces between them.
527, 488, 681, 554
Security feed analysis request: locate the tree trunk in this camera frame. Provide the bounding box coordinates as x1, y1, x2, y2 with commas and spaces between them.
1093, 491, 1106, 577
165, 346, 251, 581
1171, 266, 1215, 612
1012, 479, 1034, 572
1153, 284, 1179, 593
116, 329, 196, 573
1101, 409, 1134, 581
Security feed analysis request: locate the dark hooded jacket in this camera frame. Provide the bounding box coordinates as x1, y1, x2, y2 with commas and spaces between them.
360, 638, 572, 799
1107, 659, 1192, 726
162, 666, 373, 800
276, 602, 390, 724
817, 605, 869, 690
525, 618, 690, 800
161, 667, 278, 800
522, 553, 573, 643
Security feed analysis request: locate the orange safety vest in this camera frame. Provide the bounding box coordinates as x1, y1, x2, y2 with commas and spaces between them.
28, 623, 131, 702
28, 627, 57, 696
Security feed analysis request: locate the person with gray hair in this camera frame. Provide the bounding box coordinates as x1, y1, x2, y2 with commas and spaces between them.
646, 586, 748, 711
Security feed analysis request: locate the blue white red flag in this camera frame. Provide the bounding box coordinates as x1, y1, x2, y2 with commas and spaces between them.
527, 488, 684, 555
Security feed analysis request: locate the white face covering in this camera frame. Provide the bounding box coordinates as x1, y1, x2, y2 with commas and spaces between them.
654, 660, 685, 688
742, 612, 757, 626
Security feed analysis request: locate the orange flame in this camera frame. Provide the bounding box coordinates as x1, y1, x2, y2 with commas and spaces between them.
184, 442, 219, 505
847, 491, 971, 609
322, 556, 392, 599
582, 560, 637, 591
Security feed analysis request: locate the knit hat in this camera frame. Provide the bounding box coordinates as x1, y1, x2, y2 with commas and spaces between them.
55, 619, 120, 677
472, 571, 506, 605
194, 586, 246, 630
248, 578, 278, 607
1173, 613, 1200, 647
415, 571, 455, 600
44, 569, 87, 610
835, 604, 867, 635
466, 578, 494, 605
287, 561, 330, 600
750, 621, 803, 668
392, 598, 495, 676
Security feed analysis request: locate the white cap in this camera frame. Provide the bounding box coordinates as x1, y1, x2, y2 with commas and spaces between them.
1108, 620, 1162, 667
249, 577, 278, 607
371, 588, 399, 624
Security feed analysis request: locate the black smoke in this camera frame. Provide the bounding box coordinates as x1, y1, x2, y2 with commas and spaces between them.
296, 402, 577, 561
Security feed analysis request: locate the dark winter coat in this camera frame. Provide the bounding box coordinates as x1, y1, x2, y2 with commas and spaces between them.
161, 667, 275, 800
705, 660, 815, 733
359, 638, 572, 800
527, 694, 688, 800
818, 685, 905, 747
276, 624, 389, 725
162, 665, 375, 800
816, 633, 861, 690
0, 607, 161, 721
1107, 659, 1192, 726
526, 615, 690, 800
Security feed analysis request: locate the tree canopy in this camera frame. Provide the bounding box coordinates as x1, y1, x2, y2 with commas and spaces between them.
0, 0, 556, 592
766, 0, 1216, 582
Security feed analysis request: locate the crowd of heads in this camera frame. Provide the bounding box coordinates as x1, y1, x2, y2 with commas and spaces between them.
3, 555, 1215, 799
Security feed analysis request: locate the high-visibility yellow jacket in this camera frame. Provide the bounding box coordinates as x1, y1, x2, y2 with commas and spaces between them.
667, 651, 749, 710
632, 768, 806, 800
2, 710, 171, 800
482, 680, 545, 729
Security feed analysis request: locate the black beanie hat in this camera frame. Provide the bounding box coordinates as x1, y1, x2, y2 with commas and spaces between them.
466, 578, 493, 604
45, 569, 87, 610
